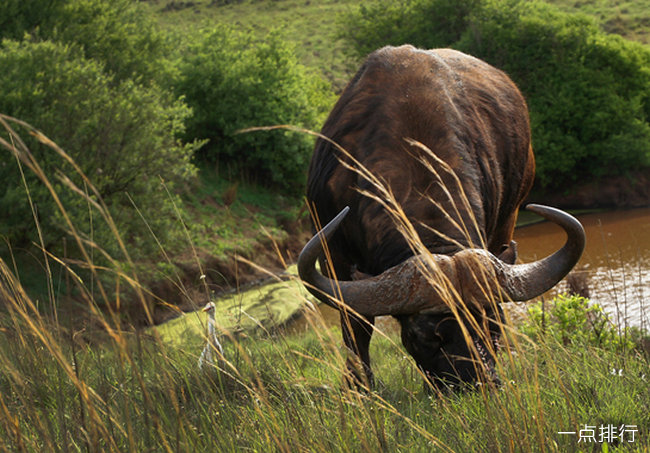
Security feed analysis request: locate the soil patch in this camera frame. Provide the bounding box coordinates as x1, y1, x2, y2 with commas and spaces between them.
150, 225, 311, 324
528, 171, 649, 209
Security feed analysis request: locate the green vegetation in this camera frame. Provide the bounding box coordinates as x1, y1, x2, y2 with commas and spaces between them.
0, 41, 195, 258
0, 0, 196, 267
1, 254, 649, 450
521, 294, 637, 349
0, 0, 318, 313
549, 0, 650, 44
157, 265, 310, 343
151, 0, 359, 90
2, 0, 649, 312
0, 0, 171, 83
341, 0, 650, 189
174, 27, 333, 192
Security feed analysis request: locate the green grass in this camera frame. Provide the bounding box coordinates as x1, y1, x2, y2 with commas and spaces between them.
156, 264, 311, 343
2, 3, 650, 450
547, 0, 650, 43
2, 263, 649, 451
1, 116, 648, 452
178, 165, 295, 261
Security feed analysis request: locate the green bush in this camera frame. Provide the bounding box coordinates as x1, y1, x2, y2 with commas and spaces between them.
174, 27, 333, 193
0, 39, 196, 257
458, 1, 650, 188
340, 0, 481, 59
0, 0, 66, 41
520, 294, 634, 350
341, 0, 650, 189
0, 0, 169, 84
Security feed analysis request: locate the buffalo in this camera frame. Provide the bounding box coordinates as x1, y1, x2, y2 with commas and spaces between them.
298, 45, 585, 390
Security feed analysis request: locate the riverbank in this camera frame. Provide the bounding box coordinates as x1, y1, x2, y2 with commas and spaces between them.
529, 171, 650, 210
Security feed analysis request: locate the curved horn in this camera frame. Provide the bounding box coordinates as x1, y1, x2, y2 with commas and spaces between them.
298, 207, 457, 316
298, 204, 586, 316
298, 206, 351, 309
495, 204, 586, 301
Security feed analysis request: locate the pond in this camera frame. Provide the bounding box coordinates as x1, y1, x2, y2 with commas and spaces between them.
515, 207, 650, 330
288, 208, 650, 334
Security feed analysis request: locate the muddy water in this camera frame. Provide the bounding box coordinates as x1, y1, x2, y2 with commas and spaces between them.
514, 208, 650, 330
288, 208, 650, 333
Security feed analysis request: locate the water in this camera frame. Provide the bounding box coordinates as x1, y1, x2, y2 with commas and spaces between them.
514, 208, 650, 330
289, 208, 650, 333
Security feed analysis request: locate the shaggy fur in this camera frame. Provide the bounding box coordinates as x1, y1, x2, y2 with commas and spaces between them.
306, 45, 535, 389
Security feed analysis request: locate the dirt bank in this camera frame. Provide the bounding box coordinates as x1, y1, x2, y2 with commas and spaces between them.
528, 171, 649, 209
151, 225, 311, 324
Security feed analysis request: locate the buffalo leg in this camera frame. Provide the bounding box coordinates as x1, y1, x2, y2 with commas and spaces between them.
340, 310, 375, 389
317, 245, 377, 389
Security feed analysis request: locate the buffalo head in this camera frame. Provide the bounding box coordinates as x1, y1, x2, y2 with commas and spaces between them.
298, 204, 585, 389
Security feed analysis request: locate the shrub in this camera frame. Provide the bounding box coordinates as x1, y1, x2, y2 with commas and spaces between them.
520, 294, 634, 350
0, 39, 196, 257
341, 0, 650, 189
457, 1, 650, 188
0, 0, 66, 41
340, 0, 481, 59
0, 0, 169, 84
174, 27, 333, 193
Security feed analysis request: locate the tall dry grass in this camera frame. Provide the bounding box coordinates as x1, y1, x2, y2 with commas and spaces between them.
0, 117, 647, 451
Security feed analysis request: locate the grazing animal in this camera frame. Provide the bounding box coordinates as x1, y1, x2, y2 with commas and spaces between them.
298, 45, 585, 390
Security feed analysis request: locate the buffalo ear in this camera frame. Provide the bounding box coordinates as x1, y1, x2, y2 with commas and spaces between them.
497, 240, 518, 264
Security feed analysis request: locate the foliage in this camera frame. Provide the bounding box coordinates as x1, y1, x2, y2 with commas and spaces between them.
174, 26, 333, 193
0, 39, 196, 257
0, 0, 67, 41
341, 0, 650, 188
340, 0, 482, 59
520, 294, 635, 349
0, 0, 170, 84
458, 0, 650, 188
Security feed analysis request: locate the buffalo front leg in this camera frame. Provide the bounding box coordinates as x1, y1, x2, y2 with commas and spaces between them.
340, 310, 375, 389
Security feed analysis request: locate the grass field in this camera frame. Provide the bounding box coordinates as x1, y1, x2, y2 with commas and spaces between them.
1, 110, 649, 451
2, 257, 649, 450
550, 0, 650, 43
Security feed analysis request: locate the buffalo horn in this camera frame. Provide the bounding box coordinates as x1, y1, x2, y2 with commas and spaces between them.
298, 204, 586, 316
491, 203, 586, 301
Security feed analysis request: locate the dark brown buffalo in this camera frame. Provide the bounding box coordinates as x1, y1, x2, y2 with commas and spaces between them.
298, 45, 585, 390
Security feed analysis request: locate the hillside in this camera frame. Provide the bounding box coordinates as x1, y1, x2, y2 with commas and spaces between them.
146, 0, 650, 318
149, 0, 650, 89
1, 3, 649, 449
148, 0, 650, 279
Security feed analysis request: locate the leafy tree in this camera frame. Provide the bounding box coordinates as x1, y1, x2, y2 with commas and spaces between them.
0, 0, 170, 84
174, 27, 333, 193
48, 0, 170, 83
0, 0, 66, 41
341, 0, 650, 189
0, 39, 196, 256
457, 1, 650, 187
